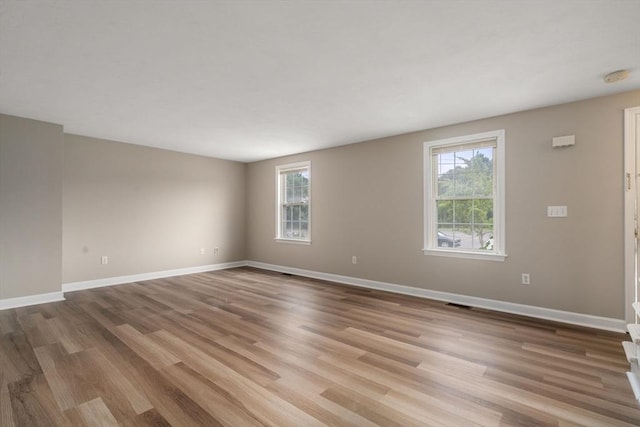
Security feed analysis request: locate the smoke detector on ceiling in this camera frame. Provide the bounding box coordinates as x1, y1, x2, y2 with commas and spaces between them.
604, 69, 629, 83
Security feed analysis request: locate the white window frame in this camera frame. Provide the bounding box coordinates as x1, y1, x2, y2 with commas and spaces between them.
423, 129, 506, 261
275, 161, 311, 244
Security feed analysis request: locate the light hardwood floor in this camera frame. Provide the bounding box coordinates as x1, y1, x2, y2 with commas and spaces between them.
1, 267, 639, 426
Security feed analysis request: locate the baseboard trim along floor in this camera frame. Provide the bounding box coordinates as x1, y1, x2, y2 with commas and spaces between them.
248, 261, 627, 333
61, 261, 249, 293
0, 291, 65, 310
1, 259, 626, 333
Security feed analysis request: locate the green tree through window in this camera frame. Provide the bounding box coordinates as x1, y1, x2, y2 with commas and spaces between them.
435, 147, 494, 249
424, 129, 505, 259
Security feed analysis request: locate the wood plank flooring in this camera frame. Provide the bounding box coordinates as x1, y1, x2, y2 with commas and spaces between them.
1, 267, 639, 426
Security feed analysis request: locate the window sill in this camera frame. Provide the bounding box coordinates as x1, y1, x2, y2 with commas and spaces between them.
422, 248, 507, 262
275, 238, 311, 245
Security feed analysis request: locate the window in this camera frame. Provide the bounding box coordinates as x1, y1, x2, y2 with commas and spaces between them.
423, 130, 506, 260
276, 161, 311, 243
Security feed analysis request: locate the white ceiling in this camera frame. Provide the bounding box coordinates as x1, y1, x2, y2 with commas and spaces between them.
1, 1, 639, 162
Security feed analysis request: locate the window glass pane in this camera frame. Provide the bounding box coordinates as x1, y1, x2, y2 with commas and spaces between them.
452, 169, 473, 197
433, 144, 496, 251
452, 199, 471, 225
287, 173, 295, 187
472, 199, 493, 224
435, 147, 494, 199
277, 163, 311, 240
435, 226, 459, 248
282, 170, 310, 204
426, 131, 502, 256
435, 199, 495, 250
436, 173, 453, 198
436, 200, 453, 225
469, 149, 493, 197
438, 152, 456, 175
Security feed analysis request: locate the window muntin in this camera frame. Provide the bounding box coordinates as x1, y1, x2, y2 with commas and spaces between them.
276, 161, 311, 243
424, 130, 505, 260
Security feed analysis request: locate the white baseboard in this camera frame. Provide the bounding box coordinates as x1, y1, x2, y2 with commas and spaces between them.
0, 291, 65, 310
62, 261, 249, 292
247, 261, 627, 333
4, 260, 626, 333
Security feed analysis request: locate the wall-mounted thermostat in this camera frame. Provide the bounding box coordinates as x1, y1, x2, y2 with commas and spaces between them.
552, 135, 575, 148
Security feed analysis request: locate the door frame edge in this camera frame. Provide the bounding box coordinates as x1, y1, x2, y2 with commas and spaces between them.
624, 106, 640, 324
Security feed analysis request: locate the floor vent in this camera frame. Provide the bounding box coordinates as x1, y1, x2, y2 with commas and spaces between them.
446, 302, 472, 310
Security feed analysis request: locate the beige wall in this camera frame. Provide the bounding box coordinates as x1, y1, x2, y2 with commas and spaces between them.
247, 90, 640, 319
63, 134, 246, 283
3, 90, 640, 319
0, 114, 64, 299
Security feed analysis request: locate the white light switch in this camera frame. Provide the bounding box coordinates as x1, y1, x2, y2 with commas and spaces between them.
547, 205, 568, 217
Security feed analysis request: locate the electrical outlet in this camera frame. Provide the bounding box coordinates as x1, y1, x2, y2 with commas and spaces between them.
352, 256, 357, 264
521, 273, 530, 285
101, 255, 108, 265
214, 247, 219, 254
